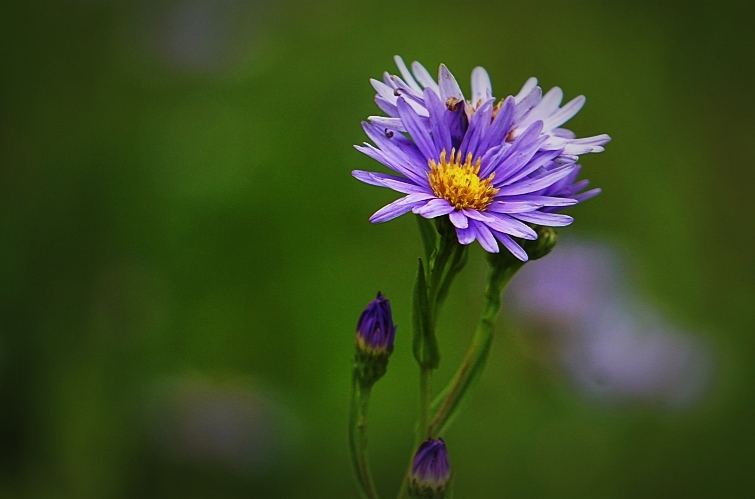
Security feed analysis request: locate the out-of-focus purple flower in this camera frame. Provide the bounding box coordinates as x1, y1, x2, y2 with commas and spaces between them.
409, 438, 451, 498
562, 305, 712, 408
356, 292, 396, 353
137, 0, 270, 74
506, 238, 712, 408
144, 377, 296, 475
354, 57, 609, 260
507, 240, 624, 328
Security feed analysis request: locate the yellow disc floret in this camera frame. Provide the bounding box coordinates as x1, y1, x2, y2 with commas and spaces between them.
428, 149, 499, 211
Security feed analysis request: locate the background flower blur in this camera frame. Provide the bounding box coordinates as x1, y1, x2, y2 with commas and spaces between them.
1, 1, 754, 497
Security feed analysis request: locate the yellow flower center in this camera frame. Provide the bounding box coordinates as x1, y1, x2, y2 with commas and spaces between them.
428, 149, 499, 211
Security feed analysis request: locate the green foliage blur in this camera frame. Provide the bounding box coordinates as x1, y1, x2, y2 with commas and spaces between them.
1, 1, 754, 497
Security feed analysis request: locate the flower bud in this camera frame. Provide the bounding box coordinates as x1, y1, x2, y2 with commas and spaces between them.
408, 438, 451, 498
354, 292, 396, 387
356, 292, 396, 353
521, 226, 559, 261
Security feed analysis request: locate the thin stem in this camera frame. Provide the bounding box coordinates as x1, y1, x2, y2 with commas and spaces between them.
399, 220, 469, 498
418, 366, 432, 439
428, 233, 456, 306
428, 260, 523, 437
349, 374, 379, 499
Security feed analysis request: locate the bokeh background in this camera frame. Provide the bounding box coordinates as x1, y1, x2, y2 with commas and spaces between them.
1, 0, 754, 497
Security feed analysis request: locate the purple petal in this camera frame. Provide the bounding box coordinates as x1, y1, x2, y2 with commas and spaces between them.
352, 170, 427, 194
466, 210, 537, 240
512, 211, 574, 227
471, 67, 492, 106
490, 121, 546, 182
562, 143, 604, 155
477, 97, 514, 156
542, 95, 585, 131
390, 75, 428, 112
361, 122, 429, 183
575, 188, 601, 202
496, 164, 576, 196
424, 88, 452, 155
493, 231, 528, 261
368, 116, 406, 132
354, 141, 427, 187
487, 200, 543, 213
371, 78, 398, 104
471, 220, 499, 253
411, 61, 439, 93
449, 210, 468, 229
438, 64, 464, 105
375, 96, 399, 117
397, 98, 437, 161
523, 86, 563, 126
498, 149, 562, 187
513, 86, 542, 122
394, 55, 422, 93
413, 198, 455, 218
455, 224, 476, 245
460, 100, 493, 159
370, 193, 435, 223
494, 195, 578, 207
514, 77, 538, 103
552, 128, 576, 139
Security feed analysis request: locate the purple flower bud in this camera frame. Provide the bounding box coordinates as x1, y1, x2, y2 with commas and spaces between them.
409, 438, 451, 497
356, 292, 396, 353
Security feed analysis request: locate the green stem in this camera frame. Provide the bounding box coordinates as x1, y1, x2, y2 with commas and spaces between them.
428, 232, 456, 307
349, 374, 379, 499
428, 259, 523, 437
418, 366, 432, 439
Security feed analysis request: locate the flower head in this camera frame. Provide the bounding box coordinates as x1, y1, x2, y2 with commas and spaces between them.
409, 438, 451, 498
356, 291, 396, 353
354, 57, 609, 260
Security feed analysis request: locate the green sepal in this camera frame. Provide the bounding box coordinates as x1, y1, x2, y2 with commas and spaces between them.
354, 344, 391, 389
412, 258, 440, 369
408, 473, 452, 499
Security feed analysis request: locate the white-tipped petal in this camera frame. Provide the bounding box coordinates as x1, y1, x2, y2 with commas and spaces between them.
514, 77, 538, 102
411, 61, 439, 93
394, 55, 422, 93
471, 66, 493, 105
438, 64, 464, 105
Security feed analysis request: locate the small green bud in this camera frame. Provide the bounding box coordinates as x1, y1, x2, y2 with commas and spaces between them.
521, 226, 559, 261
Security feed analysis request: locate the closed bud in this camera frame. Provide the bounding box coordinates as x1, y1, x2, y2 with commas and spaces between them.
354, 292, 396, 387
521, 226, 558, 261
408, 438, 451, 498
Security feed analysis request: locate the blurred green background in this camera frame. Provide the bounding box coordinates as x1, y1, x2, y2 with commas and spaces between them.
1, 0, 754, 497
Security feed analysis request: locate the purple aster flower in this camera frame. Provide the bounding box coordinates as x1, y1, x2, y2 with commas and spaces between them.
354, 58, 609, 260
409, 438, 451, 497
356, 292, 396, 353
369, 56, 610, 159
